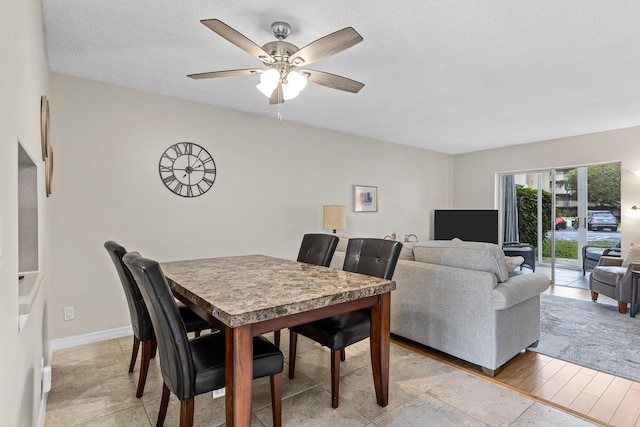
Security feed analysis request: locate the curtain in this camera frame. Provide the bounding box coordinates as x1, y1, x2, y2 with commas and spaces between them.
502, 174, 519, 243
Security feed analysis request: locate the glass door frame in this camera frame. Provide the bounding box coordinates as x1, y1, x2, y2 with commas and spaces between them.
499, 162, 620, 286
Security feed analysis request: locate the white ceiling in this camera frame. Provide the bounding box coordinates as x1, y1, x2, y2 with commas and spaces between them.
43, 0, 640, 154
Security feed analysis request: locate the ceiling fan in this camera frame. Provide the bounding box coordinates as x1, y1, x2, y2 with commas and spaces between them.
188, 19, 365, 104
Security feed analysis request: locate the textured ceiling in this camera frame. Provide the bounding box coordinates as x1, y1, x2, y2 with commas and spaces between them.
43, 0, 640, 154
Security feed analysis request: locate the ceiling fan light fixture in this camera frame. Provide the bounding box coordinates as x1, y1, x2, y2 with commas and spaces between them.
192, 19, 364, 104
287, 70, 308, 92
256, 68, 279, 97
281, 83, 300, 100
281, 70, 308, 100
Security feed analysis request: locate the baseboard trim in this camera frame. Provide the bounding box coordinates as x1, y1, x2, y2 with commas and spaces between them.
40, 326, 133, 426
50, 325, 133, 351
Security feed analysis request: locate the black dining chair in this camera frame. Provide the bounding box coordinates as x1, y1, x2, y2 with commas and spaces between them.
273, 233, 339, 347
123, 253, 284, 427
288, 238, 402, 408
104, 241, 212, 398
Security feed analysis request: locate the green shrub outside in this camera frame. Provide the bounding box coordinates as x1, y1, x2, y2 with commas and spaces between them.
513, 181, 619, 260
516, 184, 552, 246
541, 239, 617, 258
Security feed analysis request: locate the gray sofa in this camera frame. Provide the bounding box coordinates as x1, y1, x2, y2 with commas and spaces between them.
330, 238, 550, 375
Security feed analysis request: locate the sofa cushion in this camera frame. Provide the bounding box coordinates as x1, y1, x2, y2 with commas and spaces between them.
505, 256, 524, 273
399, 243, 415, 261
622, 242, 640, 268
413, 239, 510, 283
592, 265, 627, 284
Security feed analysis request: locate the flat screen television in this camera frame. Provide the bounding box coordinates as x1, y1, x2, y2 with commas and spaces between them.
434, 210, 499, 244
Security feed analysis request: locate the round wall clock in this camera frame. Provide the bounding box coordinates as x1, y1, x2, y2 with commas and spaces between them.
158, 142, 216, 197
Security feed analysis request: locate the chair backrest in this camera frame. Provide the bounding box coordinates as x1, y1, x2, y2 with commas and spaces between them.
297, 233, 339, 267
104, 241, 153, 341
123, 253, 195, 400
343, 238, 403, 280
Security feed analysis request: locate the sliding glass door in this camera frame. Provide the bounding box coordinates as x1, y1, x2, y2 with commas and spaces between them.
500, 162, 620, 286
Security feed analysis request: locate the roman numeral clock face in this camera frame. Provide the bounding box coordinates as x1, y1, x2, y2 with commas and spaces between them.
159, 142, 216, 197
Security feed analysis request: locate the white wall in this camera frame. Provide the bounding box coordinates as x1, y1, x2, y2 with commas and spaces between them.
47, 73, 453, 340
0, 0, 50, 425
453, 128, 640, 247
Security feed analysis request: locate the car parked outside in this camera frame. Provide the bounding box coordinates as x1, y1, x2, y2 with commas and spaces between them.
587, 210, 618, 231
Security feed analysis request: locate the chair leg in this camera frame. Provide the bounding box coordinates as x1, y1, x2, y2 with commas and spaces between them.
179, 398, 194, 427
330, 349, 341, 408
288, 331, 298, 379
618, 302, 628, 314
270, 373, 282, 427
136, 340, 153, 398
340, 348, 346, 361
591, 291, 599, 302
193, 330, 201, 338
150, 339, 157, 359
156, 383, 170, 427
129, 336, 141, 373
274, 329, 281, 348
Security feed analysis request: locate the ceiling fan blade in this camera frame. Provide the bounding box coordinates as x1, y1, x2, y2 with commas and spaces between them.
303, 69, 365, 93
201, 19, 274, 63
188, 69, 263, 79
269, 84, 284, 105
289, 27, 363, 66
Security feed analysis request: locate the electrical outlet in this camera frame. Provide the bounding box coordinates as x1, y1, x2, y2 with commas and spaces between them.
63, 306, 74, 321
212, 387, 225, 399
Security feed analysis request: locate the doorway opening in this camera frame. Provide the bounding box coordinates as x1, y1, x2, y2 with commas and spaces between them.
500, 162, 621, 287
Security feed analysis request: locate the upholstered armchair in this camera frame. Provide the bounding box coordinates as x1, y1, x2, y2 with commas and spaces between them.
589, 255, 640, 314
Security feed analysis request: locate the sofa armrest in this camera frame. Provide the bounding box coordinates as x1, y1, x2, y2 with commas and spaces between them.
492, 273, 550, 310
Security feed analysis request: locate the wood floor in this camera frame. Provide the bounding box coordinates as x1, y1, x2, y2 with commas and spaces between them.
393, 283, 640, 427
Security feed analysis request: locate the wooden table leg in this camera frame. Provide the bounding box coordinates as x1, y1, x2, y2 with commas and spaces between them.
225, 325, 253, 426
369, 292, 390, 407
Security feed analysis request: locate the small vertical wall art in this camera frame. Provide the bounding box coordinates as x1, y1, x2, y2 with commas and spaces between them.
353, 185, 378, 212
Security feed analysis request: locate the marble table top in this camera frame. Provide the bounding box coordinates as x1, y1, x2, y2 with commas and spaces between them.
161, 254, 396, 328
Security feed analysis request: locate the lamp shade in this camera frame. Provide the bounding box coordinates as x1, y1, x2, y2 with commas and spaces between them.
322, 205, 346, 233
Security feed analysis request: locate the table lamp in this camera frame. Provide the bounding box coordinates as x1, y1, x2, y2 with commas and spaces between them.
322, 205, 346, 234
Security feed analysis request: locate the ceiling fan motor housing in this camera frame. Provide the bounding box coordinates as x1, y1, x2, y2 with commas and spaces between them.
261, 40, 299, 64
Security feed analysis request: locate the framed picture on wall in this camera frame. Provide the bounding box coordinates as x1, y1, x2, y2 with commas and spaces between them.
354, 185, 378, 212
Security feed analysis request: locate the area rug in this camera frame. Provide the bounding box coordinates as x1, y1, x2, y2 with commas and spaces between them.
529, 293, 640, 383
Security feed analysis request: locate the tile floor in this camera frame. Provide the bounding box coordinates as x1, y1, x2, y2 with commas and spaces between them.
45, 329, 599, 426
536, 264, 590, 289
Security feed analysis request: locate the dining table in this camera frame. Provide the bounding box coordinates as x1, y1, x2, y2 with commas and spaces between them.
160, 254, 396, 427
